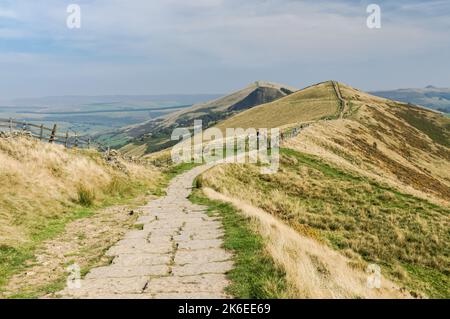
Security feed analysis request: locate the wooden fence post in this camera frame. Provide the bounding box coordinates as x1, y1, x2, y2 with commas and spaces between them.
74, 132, 78, 148
40, 125, 44, 140
49, 124, 57, 143
65, 131, 69, 147
88, 138, 91, 149
9, 118, 12, 133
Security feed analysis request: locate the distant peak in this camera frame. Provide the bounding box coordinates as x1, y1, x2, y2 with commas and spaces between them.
250, 80, 297, 92
425, 85, 437, 89
254, 80, 278, 87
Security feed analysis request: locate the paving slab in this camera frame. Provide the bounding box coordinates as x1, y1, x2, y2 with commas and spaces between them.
59, 162, 233, 299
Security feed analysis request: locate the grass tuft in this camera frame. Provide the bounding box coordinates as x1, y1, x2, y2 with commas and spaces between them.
77, 186, 96, 207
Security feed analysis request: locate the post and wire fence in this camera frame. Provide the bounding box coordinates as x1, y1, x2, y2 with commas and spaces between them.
0, 117, 312, 168
0, 118, 109, 151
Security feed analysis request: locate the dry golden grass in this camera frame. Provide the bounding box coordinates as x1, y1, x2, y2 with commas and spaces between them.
200, 82, 450, 298
215, 81, 339, 130
162, 81, 298, 126
284, 84, 450, 205
204, 187, 409, 299
0, 137, 161, 247
119, 143, 147, 158
200, 149, 449, 298
142, 148, 172, 161
118, 81, 297, 155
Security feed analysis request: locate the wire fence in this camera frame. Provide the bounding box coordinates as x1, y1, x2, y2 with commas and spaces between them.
0, 117, 109, 151
1, 117, 312, 168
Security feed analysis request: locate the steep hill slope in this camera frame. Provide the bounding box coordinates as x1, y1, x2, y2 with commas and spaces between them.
215, 81, 339, 130
286, 82, 450, 203
212, 81, 449, 202
199, 81, 450, 298
116, 81, 297, 155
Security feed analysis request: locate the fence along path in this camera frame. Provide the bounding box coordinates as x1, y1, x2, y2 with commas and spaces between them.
0, 118, 108, 151
1, 117, 313, 168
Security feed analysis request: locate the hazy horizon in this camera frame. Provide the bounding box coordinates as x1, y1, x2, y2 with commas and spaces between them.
1, 0, 449, 99
1, 81, 450, 104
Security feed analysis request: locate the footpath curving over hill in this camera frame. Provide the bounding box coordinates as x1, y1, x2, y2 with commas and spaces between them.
215, 81, 340, 131
286, 82, 450, 203
200, 81, 450, 298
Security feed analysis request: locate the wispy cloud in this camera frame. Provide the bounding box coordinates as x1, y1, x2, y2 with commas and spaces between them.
0, 0, 449, 98
0, 8, 16, 18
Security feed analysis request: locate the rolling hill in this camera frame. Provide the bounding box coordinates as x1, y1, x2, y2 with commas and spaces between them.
212, 80, 450, 202
285, 82, 450, 202
198, 81, 450, 298
371, 86, 450, 113
215, 81, 340, 130
113, 81, 297, 156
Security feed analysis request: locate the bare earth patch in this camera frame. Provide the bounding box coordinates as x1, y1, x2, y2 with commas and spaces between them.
1, 198, 151, 298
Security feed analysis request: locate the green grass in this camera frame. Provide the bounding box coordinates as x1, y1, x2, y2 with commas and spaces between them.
7, 277, 67, 299
163, 162, 199, 180
0, 207, 93, 293
189, 189, 288, 298
76, 186, 96, 207
402, 263, 450, 299
0, 247, 33, 292
280, 150, 450, 298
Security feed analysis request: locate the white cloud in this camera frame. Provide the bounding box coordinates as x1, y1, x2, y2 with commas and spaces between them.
0, 0, 449, 97
0, 8, 16, 18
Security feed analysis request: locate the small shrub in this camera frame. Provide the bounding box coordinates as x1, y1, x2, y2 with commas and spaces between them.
77, 186, 95, 207
195, 176, 203, 189
106, 176, 132, 196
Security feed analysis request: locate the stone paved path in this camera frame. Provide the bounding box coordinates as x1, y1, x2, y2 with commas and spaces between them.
60, 164, 233, 299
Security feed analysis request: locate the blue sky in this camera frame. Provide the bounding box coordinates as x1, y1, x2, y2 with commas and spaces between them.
0, 0, 449, 99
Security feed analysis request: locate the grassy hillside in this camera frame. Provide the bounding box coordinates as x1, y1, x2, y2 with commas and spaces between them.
198, 81, 450, 298
287, 83, 450, 203
200, 149, 449, 298
117, 81, 297, 156
215, 81, 339, 130
0, 136, 162, 293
